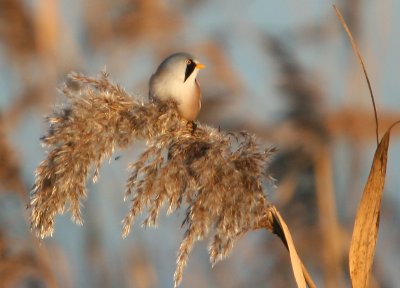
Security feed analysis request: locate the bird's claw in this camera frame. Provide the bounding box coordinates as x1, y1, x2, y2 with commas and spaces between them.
187, 121, 197, 134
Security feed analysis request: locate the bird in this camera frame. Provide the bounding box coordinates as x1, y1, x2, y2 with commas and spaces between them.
149, 52, 205, 121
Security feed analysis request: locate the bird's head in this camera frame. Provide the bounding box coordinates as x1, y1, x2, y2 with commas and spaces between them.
157, 52, 205, 83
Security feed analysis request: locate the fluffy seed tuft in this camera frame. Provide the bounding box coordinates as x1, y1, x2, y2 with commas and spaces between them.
30, 72, 274, 287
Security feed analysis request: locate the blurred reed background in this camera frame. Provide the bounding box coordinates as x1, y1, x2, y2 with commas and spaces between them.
1, 0, 400, 287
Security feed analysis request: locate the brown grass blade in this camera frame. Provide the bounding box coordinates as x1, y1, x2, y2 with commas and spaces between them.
349, 131, 390, 287
270, 207, 308, 288
333, 5, 379, 146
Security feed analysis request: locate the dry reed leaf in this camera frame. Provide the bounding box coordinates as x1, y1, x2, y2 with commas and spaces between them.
333, 5, 379, 146
349, 131, 390, 287
270, 207, 307, 288
334, 5, 396, 287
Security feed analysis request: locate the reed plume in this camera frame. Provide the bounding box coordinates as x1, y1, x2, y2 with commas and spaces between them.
30, 72, 274, 287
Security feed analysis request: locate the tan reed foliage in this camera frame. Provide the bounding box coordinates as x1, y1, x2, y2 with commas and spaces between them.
84, 0, 181, 52
29, 72, 275, 287
123, 125, 274, 287
0, 116, 26, 197
0, 0, 37, 59
0, 229, 58, 287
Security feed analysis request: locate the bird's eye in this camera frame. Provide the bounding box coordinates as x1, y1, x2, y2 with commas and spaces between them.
184, 59, 196, 82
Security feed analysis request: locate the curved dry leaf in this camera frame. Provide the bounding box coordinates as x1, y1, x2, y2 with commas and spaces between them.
271, 207, 307, 288
349, 131, 390, 288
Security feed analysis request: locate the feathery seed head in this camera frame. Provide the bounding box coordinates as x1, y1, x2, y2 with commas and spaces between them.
30, 72, 274, 286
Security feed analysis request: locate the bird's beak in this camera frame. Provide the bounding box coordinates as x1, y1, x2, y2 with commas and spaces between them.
196, 63, 206, 69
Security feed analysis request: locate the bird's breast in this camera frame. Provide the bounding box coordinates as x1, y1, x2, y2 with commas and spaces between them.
150, 75, 201, 121
176, 79, 201, 121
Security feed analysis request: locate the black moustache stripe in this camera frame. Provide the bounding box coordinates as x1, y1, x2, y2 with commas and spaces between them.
184, 61, 197, 82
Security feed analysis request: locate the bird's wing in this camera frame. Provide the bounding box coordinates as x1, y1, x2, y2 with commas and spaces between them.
195, 78, 201, 109
148, 73, 156, 101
